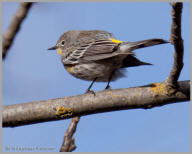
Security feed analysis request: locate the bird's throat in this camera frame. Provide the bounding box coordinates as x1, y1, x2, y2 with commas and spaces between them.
57, 48, 63, 55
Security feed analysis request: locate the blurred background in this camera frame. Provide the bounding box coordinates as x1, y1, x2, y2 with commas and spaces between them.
2, 2, 190, 152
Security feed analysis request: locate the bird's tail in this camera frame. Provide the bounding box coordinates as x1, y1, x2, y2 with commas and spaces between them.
119, 39, 169, 52
121, 55, 152, 68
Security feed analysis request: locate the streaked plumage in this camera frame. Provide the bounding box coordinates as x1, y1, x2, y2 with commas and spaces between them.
48, 30, 168, 91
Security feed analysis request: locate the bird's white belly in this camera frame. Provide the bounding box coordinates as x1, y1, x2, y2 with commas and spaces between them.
65, 63, 114, 82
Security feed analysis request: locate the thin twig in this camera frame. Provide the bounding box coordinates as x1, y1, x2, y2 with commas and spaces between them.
166, 2, 183, 85
2, 2, 33, 59
60, 116, 80, 152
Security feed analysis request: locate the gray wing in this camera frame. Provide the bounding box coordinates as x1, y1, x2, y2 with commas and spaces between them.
62, 39, 133, 65
79, 39, 119, 62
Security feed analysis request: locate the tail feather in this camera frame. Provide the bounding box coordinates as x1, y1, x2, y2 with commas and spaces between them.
130, 39, 169, 49
121, 55, 152, 68
119, 39, 169, 52
119, 39, 168, 68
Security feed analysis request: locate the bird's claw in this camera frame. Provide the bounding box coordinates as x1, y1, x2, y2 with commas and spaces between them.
85, 89, 96, 96
105, 85, 111, 90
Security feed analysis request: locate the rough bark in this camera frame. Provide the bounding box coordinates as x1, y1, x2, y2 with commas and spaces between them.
3, 80, 190, 127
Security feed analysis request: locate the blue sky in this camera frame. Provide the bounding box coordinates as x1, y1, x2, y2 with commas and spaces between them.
2, 2, 190, 152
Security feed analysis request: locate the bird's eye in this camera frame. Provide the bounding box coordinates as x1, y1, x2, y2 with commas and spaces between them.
61, 40, 65, 46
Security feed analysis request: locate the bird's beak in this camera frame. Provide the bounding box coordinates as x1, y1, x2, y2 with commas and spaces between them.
48, 46, 58, 50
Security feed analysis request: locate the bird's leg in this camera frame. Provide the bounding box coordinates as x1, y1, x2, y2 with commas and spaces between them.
86, 78, 97, 95
105, 80, 111, 90
105, 71, 114, 90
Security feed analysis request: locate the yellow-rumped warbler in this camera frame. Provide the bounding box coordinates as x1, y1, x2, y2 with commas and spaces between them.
48, 30, 168, 92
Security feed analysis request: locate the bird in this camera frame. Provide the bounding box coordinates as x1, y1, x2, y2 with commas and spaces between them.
48, 30, 168, 93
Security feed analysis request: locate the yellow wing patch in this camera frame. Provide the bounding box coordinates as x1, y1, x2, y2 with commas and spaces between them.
56, 48, 63, 55
109, 38, 123, 44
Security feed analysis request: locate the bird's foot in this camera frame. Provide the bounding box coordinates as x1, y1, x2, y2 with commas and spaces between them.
105, 85, 111, 90
85, 89, 96, 96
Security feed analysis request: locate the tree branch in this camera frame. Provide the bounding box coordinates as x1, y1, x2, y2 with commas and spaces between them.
3, 80, 190, 128
2, 2, 33, 59
60, 116, 80, 152
165, 2, 184, 85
